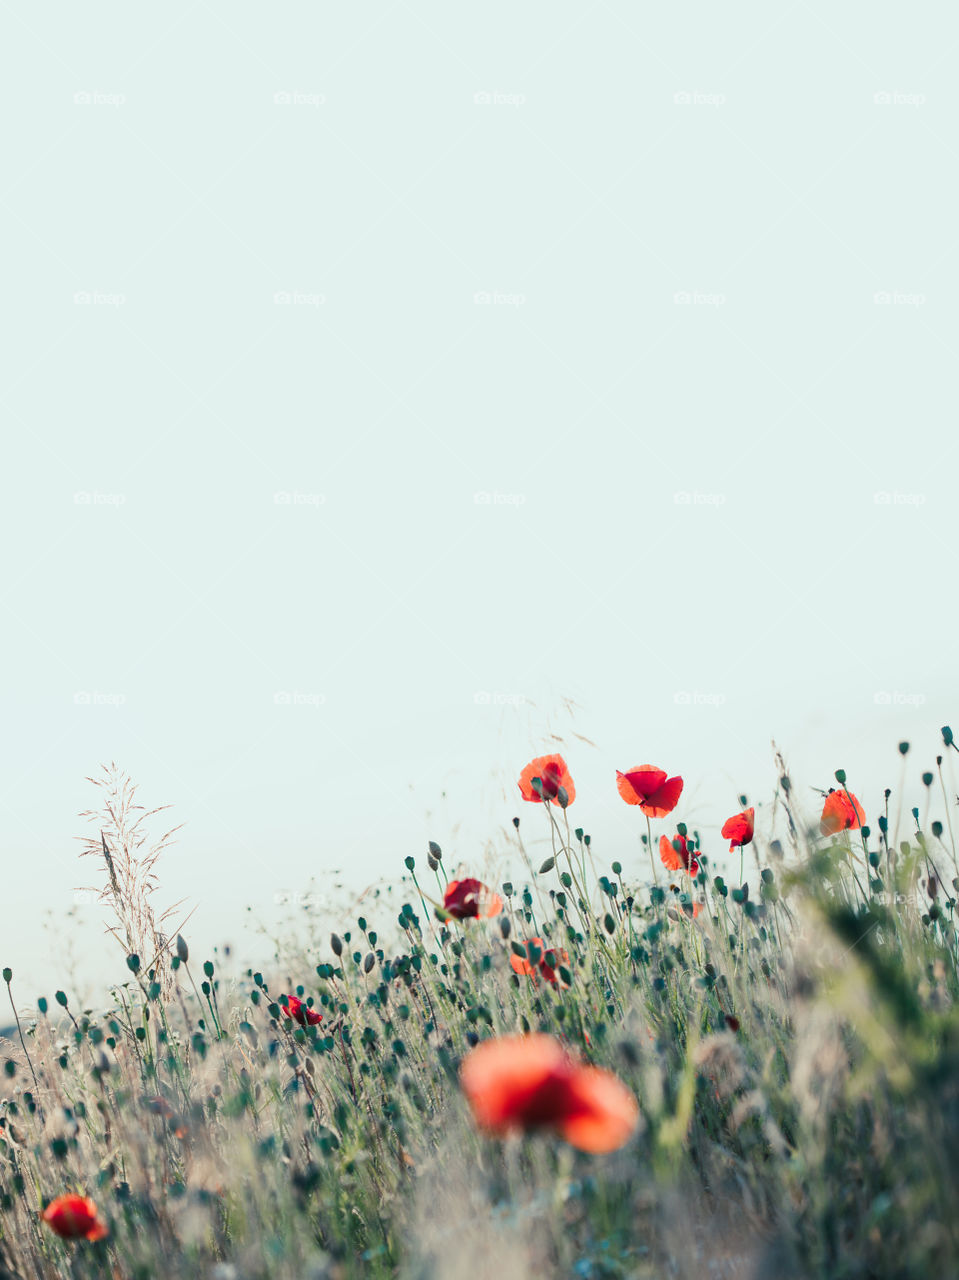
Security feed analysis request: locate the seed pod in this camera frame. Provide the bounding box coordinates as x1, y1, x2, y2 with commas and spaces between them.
428, 841, 442, 859
539, 857, 555, 874
499, 915, 511, 939
176, 934, 189, 963
363, 953, 375, 974
330, 934, 343, 957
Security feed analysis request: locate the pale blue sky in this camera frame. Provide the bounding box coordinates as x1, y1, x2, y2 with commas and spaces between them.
2, 2, 957, 996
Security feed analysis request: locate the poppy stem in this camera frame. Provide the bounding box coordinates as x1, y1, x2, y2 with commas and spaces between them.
646, 816, 658, 887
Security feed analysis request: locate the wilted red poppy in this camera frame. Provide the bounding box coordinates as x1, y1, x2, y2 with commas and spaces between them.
283, 995, 323, 1027
820, 789, 866, 836
460, 1033, 638, 1153
518, 754, 575, 806
444, 877, 503, 920
42, 1194, 108, 1242
721, 806, 755, 852
510, 937, 569, 986
616, 766, 683, 818
659, 833, 699, 877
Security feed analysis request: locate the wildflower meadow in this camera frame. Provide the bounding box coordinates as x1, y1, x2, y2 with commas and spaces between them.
3, 737, 959, 1279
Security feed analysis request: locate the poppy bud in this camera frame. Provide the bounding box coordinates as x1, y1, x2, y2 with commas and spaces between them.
942, 725, 954, 747
1, 969, 10, 984
922, 772, 934, 787
928, 875, 938, 899
539, 857, 555, 874
898, 741, 910, 756
364, 953, 375, 974
556, 787, 569, 809
512, 817, 520, 828
428, 841, 442, 859
933, 821, 943, 838
330, 934, 343, 957
834, 769, 846, 785
176, 935, 189, 963
427, 854, 439, 871
499, 915, 511, 939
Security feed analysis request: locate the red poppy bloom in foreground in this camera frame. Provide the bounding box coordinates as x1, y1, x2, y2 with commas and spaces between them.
820, 789, 866, 836
460, 1033, 638, 1153
510, 937, 569, 986
518, 754, 575, 806
443, 877, 503, 920
721, 806, 755, 852
659, 833, 699, 877
283, 994, 323, 1026
42, 1194, 108, 1242
616, 766, 683, 818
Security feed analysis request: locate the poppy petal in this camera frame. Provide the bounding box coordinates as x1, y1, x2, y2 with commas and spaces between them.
518, 754, 576, 806
559, 1066, 640, 1153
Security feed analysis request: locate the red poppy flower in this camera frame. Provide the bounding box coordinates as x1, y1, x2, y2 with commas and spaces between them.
616, 766, 683, 818
459, 1033, 639, 1153
509, 937, 569, 986
518, 754, 575, 806
659, 833, 699, 877
42, 1194, 108, 1242
443, 877, 503, 920
283, 995, 323, 1027
721, 806, 755, 852
820, 789, 866, 836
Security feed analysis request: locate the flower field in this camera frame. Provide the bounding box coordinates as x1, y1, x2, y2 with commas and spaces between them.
2, 740, 959, 1279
